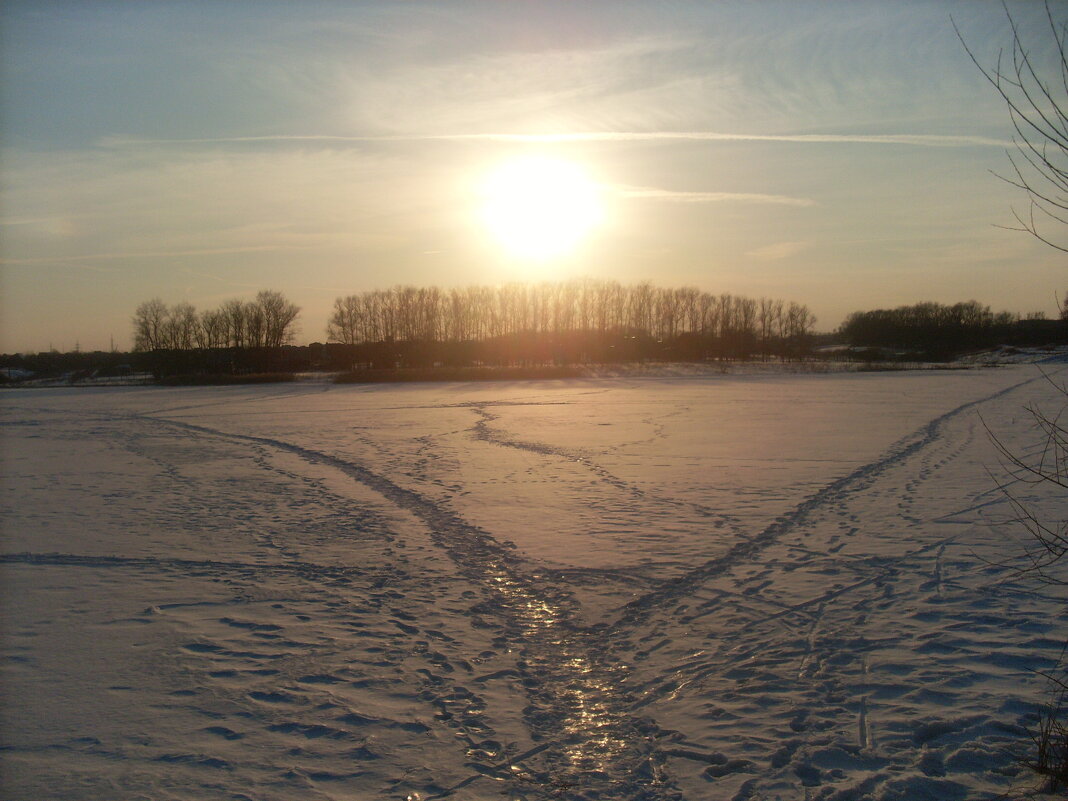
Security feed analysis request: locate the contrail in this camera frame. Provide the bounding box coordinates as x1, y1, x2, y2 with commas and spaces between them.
99, 131, 1013, 149
618, 186, 816, 206
1, 245, 289, 266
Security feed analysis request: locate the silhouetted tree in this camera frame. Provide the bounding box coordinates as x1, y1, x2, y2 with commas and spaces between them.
256, 290, 301, 348
199, 308, 227, 349
962, 4, 1068, 789
130, 291, 301, 376
324, 280, 815, 366
132, 298, 168, 351
165, 302, 200, 350
958, 2, 1068, 252
327, 295, 362, 346
840, 301, 1015, 355
220, 299, 248, 348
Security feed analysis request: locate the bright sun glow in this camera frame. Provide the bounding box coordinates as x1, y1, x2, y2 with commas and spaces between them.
479, 157, 604, 261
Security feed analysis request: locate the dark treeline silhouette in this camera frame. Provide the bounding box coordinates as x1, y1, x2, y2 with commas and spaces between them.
0, 344, 318, 384
7, 291, 1064, 385
325, 281, 817, 368
130, 290, 301, 377
0, 348, 138, 383
840, 300, 1065, 357
133, 290, 300, 351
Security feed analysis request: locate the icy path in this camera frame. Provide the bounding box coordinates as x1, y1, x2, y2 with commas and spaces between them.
1, 369, 1066, 800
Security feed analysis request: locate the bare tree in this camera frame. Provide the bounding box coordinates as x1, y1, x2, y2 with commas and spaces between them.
962, 2, 1068, 573
255, 290, 300, 349
327, 295, 362, 345
165, 302, 200, 350
321, 281, 817, 366
199, 308, 227, 349
220, 299, 248, 348
989, 385, 1068, 585
985, 373, 1068, 792
961, 4, 1068, 789
132, 298, 168, 351
757, 297, 782, 361
957, 2, 1068, 252
244, 301, 266, 348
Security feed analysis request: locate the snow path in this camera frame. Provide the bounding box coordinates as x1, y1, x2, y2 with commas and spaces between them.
613, 375, 1035, 625
69, 409, 690, 799
2, 369, 1066, 800
471, 402, 746, 541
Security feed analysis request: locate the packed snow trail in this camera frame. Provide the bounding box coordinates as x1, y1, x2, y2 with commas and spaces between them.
2, 368, 1066, 800
105, 411, 686, 800
610, 374, 1035, 627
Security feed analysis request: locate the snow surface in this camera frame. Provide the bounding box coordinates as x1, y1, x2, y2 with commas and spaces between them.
1, 367, 1066, 800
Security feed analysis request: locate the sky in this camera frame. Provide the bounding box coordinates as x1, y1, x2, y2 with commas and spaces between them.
1, 0, 1065, 353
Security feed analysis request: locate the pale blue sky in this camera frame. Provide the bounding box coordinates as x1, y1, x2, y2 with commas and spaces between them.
1, 0, 1064, 352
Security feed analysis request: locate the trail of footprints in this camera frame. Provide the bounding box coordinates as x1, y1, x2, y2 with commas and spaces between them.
163, 569, 525, 798
108, 411, 687, 800
151, 385, 1014, 799
7, 378, 1046, 800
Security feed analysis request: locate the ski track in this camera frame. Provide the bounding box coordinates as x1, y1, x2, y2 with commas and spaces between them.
1, 371, 1057, 800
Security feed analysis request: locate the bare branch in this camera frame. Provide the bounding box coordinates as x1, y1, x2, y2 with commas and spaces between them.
957, 1, 1068, 252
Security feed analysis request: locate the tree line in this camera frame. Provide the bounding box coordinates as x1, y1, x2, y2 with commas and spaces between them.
129, 290, 301, 376
133, 290, 300, 351
839, 300, 1065, 356
125, 281, 816, 374
325, 281, 817, 366
5, 290, 1062, 384
109, 288, 1068, 374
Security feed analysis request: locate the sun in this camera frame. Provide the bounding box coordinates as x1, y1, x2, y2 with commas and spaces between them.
478, 156, 604, 261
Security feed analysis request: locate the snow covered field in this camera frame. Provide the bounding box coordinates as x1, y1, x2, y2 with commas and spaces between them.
1, 367, 1066, 800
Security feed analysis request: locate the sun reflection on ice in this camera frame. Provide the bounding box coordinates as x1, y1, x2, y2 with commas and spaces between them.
481, 559, 638, 783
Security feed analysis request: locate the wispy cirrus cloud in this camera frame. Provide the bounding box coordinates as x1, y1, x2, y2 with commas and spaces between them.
1, 245, 292, 267
745, 240, 814, 260
99, 130, 1013, 149
618, 186, 815, 207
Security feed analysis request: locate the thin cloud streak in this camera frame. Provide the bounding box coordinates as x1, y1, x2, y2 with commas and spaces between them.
101, 131, 1014, 149
619, 186, 816, 207
746, 240, 814, 260
0, 215, 81, 227
1, 244, 293, 266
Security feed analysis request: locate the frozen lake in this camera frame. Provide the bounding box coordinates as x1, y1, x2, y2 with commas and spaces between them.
2, 367, 1066, 800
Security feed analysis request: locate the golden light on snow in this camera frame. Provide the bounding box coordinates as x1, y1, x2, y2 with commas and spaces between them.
478, 156, 604, 262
